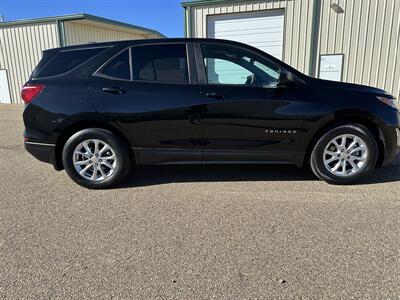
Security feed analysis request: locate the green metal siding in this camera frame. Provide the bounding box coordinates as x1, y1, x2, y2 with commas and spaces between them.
185, 0, 315, 77
0, 22, 60, 104
184, 0, 400, 99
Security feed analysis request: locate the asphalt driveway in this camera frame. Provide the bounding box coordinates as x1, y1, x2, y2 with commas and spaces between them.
1, 104, 399, 299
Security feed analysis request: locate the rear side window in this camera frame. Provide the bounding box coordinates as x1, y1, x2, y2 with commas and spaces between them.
100, 49, 131, 80
132, 44, 188, 83
36, 47, 105, 78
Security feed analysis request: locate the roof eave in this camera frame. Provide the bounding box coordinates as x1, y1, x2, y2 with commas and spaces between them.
0, 13, 165, 37
181, 0, 232, 8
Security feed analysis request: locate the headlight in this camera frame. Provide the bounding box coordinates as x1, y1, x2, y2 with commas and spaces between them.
377, 96, 400, 110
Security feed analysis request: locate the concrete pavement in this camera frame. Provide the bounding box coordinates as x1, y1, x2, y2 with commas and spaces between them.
1, 104, 399, 299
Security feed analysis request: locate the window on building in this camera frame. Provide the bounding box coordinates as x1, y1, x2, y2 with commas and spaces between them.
201, 44, 280, 87
132, 44, 189, 84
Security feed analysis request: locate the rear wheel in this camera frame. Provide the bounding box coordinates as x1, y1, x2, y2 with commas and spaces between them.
62, 128, 131, 189
310, 124, 378, 184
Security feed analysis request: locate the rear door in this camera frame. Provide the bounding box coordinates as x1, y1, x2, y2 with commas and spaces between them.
196, 42, 305, 163
89, 43, 204, 165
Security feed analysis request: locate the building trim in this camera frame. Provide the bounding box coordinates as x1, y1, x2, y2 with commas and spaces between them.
184, 6, 188, 37
182, 0, 244, 8
308, 0, 322, 77
56, 20, 66, 47
185, 6, 192, 37
0, 13, 165, 37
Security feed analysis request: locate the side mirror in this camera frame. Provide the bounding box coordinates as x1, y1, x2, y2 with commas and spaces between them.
278, 71, 298, 87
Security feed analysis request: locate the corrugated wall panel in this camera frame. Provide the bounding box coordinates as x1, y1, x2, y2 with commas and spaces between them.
188, 0, 315, 74
317, 0, 400, 98
188, 0, 400, 98
63, 21, 152, 46
392, 0, 400, 100
0, 22, 59, 104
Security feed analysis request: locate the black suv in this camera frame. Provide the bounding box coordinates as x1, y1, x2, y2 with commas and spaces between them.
22, 38, 400, 188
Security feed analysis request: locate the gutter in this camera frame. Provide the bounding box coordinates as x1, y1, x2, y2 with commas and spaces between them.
182, 0, 240, 7
0, 13, 166, 38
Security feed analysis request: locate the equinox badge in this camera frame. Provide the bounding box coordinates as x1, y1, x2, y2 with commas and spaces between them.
265, 129, 297, 134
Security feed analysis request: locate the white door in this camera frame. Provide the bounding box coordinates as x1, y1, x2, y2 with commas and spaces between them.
207, 10, 285, 60
0, 70, 11, 104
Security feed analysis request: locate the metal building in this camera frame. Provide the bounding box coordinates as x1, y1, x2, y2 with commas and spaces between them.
0, 14, 164, 104
182, 0, 400, 99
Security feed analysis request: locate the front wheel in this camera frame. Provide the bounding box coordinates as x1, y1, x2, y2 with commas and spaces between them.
310, 124, 378, 184
62, 128, 131, 189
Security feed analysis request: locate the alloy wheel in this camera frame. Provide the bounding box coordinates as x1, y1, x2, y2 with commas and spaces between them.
72, 139, 117, 181
323, 134, 368, 177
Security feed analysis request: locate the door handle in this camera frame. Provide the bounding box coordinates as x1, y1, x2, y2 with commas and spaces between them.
102, 87, 127, 95
205, 92, 225, 100
189, 115, 201, 125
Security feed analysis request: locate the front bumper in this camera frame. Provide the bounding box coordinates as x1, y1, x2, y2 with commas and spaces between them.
24, 141, 58, 168
381, 127, 400, 166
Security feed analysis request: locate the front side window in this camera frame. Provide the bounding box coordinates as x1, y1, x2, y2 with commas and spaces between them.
101, 49, 131, 80
132, 44, 189, 83
201, 44, 280, 87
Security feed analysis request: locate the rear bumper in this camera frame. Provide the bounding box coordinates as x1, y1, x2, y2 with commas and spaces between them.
24, 141, 58, 169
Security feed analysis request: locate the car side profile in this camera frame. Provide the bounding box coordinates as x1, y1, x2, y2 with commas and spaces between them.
22, 38, 400, 189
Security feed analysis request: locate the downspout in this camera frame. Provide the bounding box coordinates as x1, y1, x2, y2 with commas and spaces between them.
308, 0, 322, 77
57, 20, 66, 47
184, 6, 188, 37
184, 5, 192, 38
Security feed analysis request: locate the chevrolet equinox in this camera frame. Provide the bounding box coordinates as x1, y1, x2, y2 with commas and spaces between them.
22, 38, 400, 188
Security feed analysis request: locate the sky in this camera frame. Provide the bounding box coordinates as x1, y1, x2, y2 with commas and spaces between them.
0, 0, 185, 37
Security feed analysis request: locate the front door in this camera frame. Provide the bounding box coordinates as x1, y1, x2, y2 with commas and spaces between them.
197, 42, 305, 163
89, 43, 203, 164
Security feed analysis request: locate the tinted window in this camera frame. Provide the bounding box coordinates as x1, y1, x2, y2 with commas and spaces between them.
36, 47, 105, 78
202, 45, 280, 87
132, 44, 188, 83
101, 49, 131, 80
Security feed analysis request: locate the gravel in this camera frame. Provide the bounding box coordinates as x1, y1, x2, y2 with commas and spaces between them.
1, 104, 399, 299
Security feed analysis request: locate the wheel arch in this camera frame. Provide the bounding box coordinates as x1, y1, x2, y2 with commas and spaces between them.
53, 120, 134, 170
303, 116, 385, 169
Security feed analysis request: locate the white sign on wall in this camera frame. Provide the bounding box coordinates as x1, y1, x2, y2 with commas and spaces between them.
0, 69, 11, 104
319, 54, 344, 82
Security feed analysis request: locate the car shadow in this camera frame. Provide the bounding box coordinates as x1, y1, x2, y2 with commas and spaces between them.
358, 156, 400, 185
120, 164, 315, 188
119, 156, 400, 188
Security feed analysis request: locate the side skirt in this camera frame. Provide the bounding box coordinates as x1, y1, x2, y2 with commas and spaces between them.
132, 147, 301, 166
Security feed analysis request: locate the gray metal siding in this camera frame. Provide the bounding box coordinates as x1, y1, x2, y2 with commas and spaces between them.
315, 0, 400, 99
63, 21, 155, 46
187, 0, 315, 75
186, 0, 400, 99
0, 22, 60, 104
0, 18, 161, 104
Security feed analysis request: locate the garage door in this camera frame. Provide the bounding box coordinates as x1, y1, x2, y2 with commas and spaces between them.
207, 10, 284, 60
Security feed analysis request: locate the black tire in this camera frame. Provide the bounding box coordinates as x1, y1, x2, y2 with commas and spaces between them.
310, 124, 378, 185
62, 128, 131, 189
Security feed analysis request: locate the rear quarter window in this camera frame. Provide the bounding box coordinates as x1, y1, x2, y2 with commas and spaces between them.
35, 47, 106, 78
99, 49, 131, 80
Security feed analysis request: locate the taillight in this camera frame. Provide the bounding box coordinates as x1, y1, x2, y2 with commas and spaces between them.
21, 84, 44, 103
